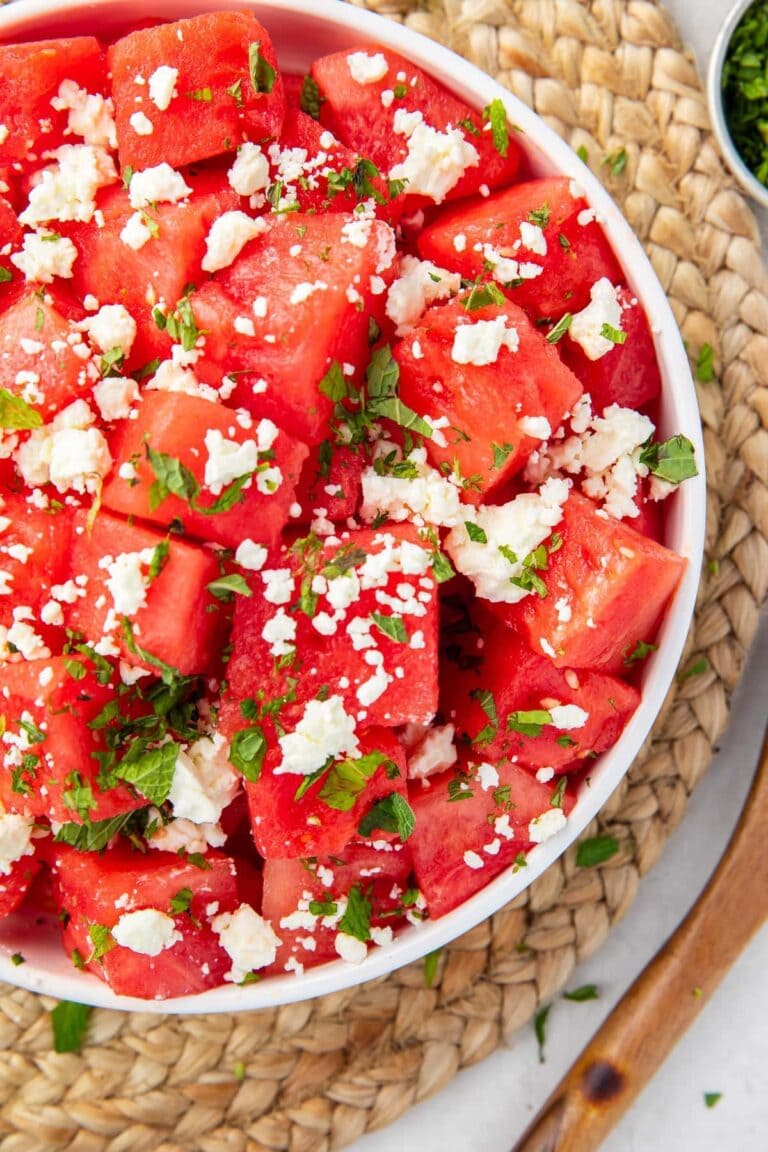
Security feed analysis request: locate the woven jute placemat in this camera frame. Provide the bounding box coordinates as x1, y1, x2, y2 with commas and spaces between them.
1, 1, 767, 1149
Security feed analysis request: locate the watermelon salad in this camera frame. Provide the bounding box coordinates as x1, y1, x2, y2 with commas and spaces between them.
0, 11, 698, 1000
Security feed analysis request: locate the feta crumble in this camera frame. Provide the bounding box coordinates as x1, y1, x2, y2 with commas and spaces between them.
113, 909, 181, 955
276, 695, 360, 776
347, 52, 389, 84
445, 477, 570, 603
212, 904, 281, 982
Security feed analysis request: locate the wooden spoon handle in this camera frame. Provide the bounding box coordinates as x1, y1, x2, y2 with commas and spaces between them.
511, 723, 768, 1152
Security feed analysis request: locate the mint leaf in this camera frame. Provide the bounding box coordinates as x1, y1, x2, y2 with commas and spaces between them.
146, 446, 199, 511
206, 573, 253, 602
170, 887, 193, 915
575, 835, 620, 867
357, 792, 416, 842
464, 521, 487, 544
318, 361, 348, 401
639, 435, 698, 484
319, 751, 391, 812
51, 1001, 92, 1053
338, 885, 371, 942
462, 282, 505, 311
53, 812, 138, 853
546, 313, 572, 344
563, 984, 599, 1002
0, 389, 43, 431
249, 41, 276, 93
370, 612, 408, 644
230, 726, 267, 782
115, 741, 179, 806
623, 639, 657, 666
482, 98, 509, 157
300, 75, 323, 119
507, 709, 553, 737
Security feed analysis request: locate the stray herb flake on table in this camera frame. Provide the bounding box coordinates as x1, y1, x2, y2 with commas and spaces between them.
51, 1000, 92, 1053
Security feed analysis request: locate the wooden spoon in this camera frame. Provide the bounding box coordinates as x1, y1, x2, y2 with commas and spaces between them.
511, 722, 768, 1152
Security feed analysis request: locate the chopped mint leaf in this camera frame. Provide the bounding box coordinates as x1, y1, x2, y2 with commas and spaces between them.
51, 1001, 92, 1053
0, 389, 43, 431
358, 792, 416, 842
623, 640, 658, 666
370, 612, 408, 644
639, 434, 698, 485
482, 97, 509, 157
424, 948, 441, 988
338, 884, 372, 942
546, 313, 573, 344
300, 75, 323, 120
533, 1004, 550, 1063
507, 709, 553, 738
230, 726, 267, 782
206, 573, 253, 602
464, 521, 488, 544
576, 835, 620, 867
319, 751, 391, 812
563, 984, 599, 1002
249, 41, 276, 94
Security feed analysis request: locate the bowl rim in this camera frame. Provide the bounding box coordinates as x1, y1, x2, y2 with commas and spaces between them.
706, 0, 768, 208
0, 0, 707, 1014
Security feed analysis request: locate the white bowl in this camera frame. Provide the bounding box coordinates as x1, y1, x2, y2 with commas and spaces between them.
707, 0, 768, 209
0, 0, 706, 1013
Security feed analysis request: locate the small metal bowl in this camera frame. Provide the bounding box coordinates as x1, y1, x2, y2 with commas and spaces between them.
707, 0, 768, 208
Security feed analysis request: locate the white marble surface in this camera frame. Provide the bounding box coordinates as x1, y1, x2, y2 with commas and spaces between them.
350, 3, 768, 1150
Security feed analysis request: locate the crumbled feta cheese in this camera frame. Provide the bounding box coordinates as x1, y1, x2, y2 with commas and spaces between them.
518, 415, 552, 440
92, 375, 140, 422
463, 850, 484, 870
129, 111, 154, 136
569, 278, 624, 360
525, 396, 655, 520
112, 908, 181, 955
20, 145, 117, 226
168, 733, 238, 825
203, 429, 258, 495
408, 724, 456, 780
476, 761, 500, 791
234, 539, 268, 571
104, 547, 155, 616
519, 220, 547, 256
15, 402, 111, 494
228, 142, 270, 196
261, 568, 295, 605
385, 255, 461, 335
11, 231, 78, 282
276, 695, 359, 776
549, 704, 588, 730
128, 163, 191, 208
51, 79, 117, 150
289, 280, 328, 306
80, 303, 137, 355
147, 814, 226, 855
536, 767, 555, 784
389, 114, 479, 204
528, 807, 568, 843
201, 211, 265, 273
347, 52, 389, 84
119, 211, 152, 250
361, 446, 462, 528
212, 904, 281, 982
334, 932, 368, 964
148, 65, 179, 111
445, 477, 570, 603
261, 607, 296, 657
451, 316, 519, 366
0, 813, 34, 876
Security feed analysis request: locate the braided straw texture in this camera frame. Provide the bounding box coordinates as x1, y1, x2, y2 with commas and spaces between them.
1, 1, 767, 1149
